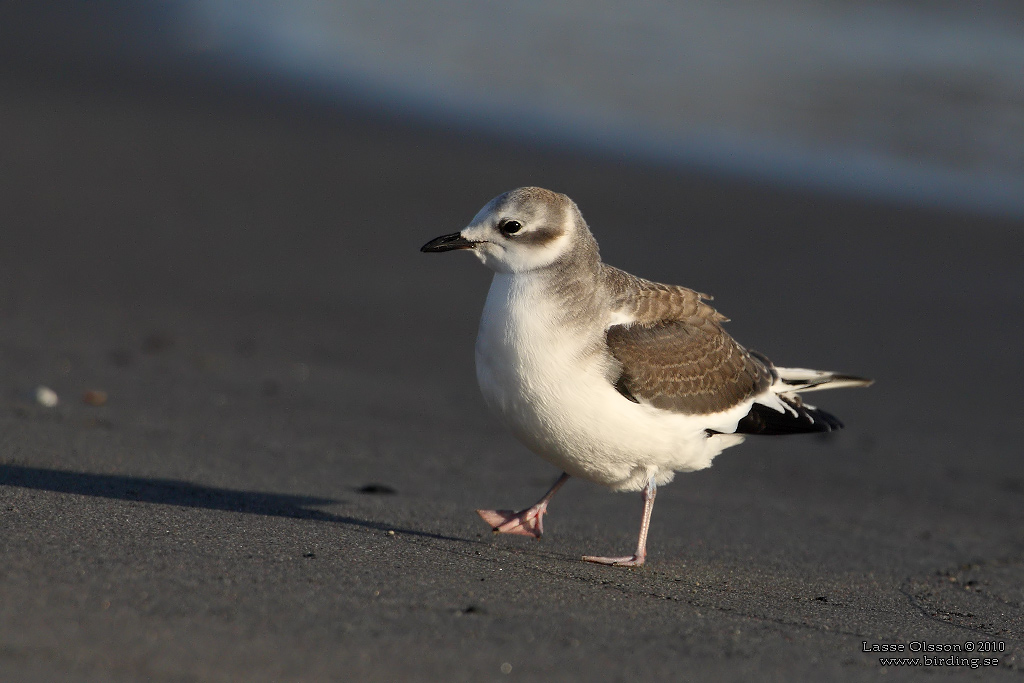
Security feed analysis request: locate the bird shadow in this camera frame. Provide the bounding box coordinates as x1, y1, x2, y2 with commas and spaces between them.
0, 463, 471, 543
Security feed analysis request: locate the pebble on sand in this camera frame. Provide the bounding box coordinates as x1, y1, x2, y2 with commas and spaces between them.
83, 390, 108, 406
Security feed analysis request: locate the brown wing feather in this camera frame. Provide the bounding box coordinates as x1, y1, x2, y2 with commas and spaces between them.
601, 265, 771, 415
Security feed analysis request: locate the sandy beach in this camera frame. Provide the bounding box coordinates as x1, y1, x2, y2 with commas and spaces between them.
0, 51, 1022, 681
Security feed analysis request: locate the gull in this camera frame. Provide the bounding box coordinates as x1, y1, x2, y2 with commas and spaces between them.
422, 187, 871, 567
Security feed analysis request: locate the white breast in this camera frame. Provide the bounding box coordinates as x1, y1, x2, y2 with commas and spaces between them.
474, 272, 749, 491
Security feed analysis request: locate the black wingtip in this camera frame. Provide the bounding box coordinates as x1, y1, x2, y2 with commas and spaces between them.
734, 398, 844, 436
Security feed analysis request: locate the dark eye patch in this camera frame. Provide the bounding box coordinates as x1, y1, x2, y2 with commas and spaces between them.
513, 226, 563, 246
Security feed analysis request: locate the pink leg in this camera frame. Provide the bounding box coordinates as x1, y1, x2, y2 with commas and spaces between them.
582, 477, 656, 567
477, 472, 570, 538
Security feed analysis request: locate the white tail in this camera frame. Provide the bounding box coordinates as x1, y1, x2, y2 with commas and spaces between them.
773, 367, 874, 394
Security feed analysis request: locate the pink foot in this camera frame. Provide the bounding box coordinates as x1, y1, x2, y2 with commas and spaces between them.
582, 554, 646, 567
477, 503, 548, 538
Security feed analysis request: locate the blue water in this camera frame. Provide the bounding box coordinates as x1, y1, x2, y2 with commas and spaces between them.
191, 1, 1024, 217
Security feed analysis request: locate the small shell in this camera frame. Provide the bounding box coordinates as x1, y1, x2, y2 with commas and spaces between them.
35, 386, 59, 408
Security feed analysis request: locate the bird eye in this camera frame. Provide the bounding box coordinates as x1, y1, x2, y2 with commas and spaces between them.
499, 220, 522, 235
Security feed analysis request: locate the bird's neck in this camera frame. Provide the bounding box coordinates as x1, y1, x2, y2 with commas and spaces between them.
481, 261, 606, 344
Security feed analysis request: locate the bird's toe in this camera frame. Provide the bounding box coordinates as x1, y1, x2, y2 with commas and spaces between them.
476, 508, 544, 538
581, 554, 645, 567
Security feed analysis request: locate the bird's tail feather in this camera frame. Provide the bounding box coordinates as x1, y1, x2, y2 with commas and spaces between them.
773, 366, 873, 394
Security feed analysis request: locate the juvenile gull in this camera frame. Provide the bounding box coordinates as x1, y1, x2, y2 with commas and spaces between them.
422, 187, 871, 567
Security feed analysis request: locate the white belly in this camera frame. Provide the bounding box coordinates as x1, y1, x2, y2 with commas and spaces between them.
474, 273, 747, 491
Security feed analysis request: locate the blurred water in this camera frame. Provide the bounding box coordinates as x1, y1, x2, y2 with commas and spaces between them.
192, 1, 1024, 215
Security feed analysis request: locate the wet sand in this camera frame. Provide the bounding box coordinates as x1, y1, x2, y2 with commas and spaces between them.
0, 60, 1022, 681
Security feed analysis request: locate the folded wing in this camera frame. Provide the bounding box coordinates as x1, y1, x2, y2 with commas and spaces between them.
600, 265, 871, 434
602, 265, 772, 415
606, 319, 771, 415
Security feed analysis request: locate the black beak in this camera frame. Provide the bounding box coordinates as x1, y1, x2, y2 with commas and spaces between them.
421, 232, 476, 253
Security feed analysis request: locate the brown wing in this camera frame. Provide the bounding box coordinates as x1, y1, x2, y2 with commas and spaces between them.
601, 265, 771, 415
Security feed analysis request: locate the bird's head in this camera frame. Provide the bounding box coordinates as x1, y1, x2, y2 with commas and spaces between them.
421, 187, 589, 274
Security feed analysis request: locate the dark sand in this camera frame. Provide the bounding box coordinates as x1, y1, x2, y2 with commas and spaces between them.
1, 58, 1022, 682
